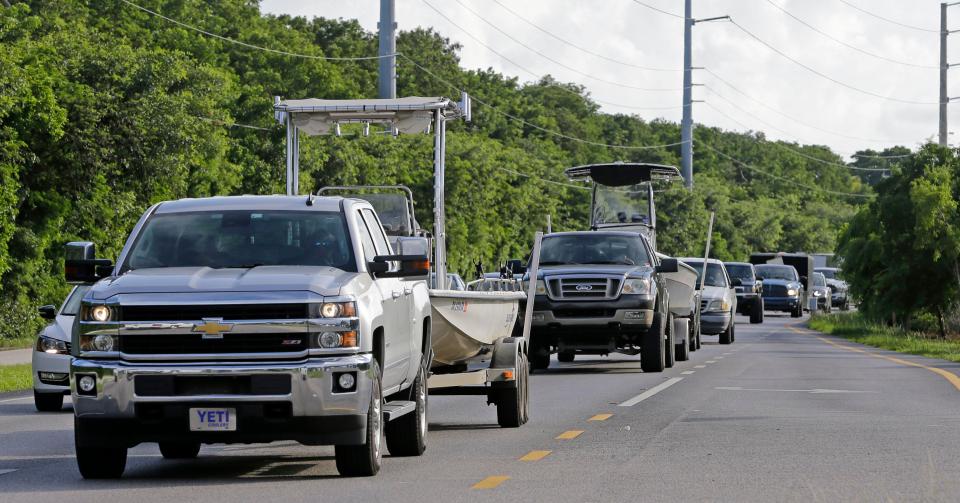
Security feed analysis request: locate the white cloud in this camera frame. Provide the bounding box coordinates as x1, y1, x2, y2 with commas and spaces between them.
260, 0, 960, 156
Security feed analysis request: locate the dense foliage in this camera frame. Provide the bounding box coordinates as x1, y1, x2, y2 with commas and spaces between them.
838, 144, 960, 337
1, 0, 878, 343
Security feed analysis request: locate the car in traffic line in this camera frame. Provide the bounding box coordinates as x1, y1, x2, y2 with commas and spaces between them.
755, 264, 805, 318
33, 285, 89, 412
811, 272, 832, 314
724, 261, 764, 324
680, 258, 737, 345
814, 267, 849, 311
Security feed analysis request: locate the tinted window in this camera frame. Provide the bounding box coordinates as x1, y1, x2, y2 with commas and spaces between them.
355, 211, 377, 262
815, 268, 839, 280
124, 211, 356, 271
60, 285, 90, 316
725, 264, 754, 281
756, 265, 798, 281
685, 261, 728, 288
361, 209, 392, 255
813, 273, 827, 287
539, 235, 650, 266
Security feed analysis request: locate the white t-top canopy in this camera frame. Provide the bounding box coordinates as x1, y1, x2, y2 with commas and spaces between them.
274, 96, 464, 136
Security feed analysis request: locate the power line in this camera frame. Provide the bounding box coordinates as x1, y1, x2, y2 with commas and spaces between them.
728, 18, 939, 105
119, 0, 391, 61
763, 0, 936, 69
423, 0, 683, 93
835, 0, 939, 33
398, 53, 689, 150
629, 0, 684, 19
196, 116, 274, 131
488, 0, 681, 72
700, 143, 876, 198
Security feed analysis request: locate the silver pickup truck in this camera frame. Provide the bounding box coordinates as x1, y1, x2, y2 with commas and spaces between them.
65, 195, 432, 478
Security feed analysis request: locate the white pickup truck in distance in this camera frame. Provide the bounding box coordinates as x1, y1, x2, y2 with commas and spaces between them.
65, 195, 433, 478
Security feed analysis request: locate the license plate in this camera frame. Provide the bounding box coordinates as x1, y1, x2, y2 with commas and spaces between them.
189, 407, 237, 432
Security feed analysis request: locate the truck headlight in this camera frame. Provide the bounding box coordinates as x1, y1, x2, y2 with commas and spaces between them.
315, 331, 358, 349
522, 280, 547, 295
813, 290, 822, 297
82, 304, 113, 322
315, 302, 357, 318
79, 334, 118, 353
36, 335, 68, 355
622, 278, 652, 295
787, 289, 798, 297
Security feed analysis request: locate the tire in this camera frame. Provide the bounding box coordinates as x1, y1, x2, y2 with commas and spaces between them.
641, 313, 666, 373
731, 319, 736, 342
496, 350, 529, 428
34, 391, 64, 412
75, 418, 127, 479
335, 364, 383, 477
385, 365, 428, 457
749, 299, 764, 324
675, 318, 690, 362
530, 342, 550, 372
664, 314, 676, 369
159, 442, 201, 459
719, 319, 733, 345
557, 351, 575, 363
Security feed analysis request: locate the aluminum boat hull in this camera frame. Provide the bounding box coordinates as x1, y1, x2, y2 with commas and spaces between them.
429, 290, 525, 366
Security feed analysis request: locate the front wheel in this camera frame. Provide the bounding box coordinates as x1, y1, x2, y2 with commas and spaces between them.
75, 418, 127, 479
34, 391, 64, 412
719, 317, 734, 345
641, 313, 666, 373
791, 303, 802, 318
529, 341, 550, 372
557, 351, 575, 363
385, 365, 427, 457
335, 365, 383, 477
750, 299, 764, 324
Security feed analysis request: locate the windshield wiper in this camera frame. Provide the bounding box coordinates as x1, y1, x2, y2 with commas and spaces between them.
219, 263, 265, 269
539, 261, 572, 266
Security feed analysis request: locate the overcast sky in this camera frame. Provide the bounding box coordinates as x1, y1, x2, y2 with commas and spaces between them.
260, 0, 958, 158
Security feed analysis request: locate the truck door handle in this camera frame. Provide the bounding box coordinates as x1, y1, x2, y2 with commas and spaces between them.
392, 290, 402, 299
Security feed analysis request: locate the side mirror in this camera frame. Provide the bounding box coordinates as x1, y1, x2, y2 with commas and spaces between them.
65, 242, 113, 284
800, 275, 808, 285
395, 236, 429, 257
656, 258, 679, 274
731, 278, 742, 287
370, 254, 430, 279
506, 259, 526, 275
38, 305, 57, 320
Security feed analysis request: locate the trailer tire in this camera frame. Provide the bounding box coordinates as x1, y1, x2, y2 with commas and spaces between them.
641, 313, 666, 373
664, 314, 676, 368
496, 350, 528, 428
385, 365, 427, 457
750, 298, 764, 324
335, 364, 383, 477
674, 318, 690, 361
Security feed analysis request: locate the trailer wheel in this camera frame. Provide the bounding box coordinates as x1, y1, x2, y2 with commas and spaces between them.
385, 365, 427, 457
641, 313, 666, 373
750, 298, 764, 324
335, 364, 383, 477
675, 318, 690, 361
664, 314, 676, 368
496, 349, 528, 428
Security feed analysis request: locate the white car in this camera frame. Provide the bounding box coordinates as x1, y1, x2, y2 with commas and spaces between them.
32, 285, 88, 411
680, 258, 737, 345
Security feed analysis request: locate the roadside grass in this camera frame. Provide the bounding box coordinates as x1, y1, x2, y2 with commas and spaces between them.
0, 337, 35, 350
809, 312, 960, 363
0, 364, 32, 393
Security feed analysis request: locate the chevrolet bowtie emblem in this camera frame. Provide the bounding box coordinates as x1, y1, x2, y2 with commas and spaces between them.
193, 318, 234, 339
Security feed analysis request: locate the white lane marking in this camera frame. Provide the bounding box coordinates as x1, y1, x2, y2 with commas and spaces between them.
0, 469, 17, 476
715, 386, 877, 394
716, 356, 724, 359
0, 396, 31, 404
706, 360, 717, 363
619, 378, 683, 407
681, 371, 695, 375
694, 365, 706, 369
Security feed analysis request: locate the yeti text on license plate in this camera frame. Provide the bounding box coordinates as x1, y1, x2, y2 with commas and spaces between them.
189, 407, 237, 431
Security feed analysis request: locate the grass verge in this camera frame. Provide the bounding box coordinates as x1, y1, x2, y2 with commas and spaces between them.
809, 312, 960, 363
0, 337, 35, 350
0, 363, 32, 393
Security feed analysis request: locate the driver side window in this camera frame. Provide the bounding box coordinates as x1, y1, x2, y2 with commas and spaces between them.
355, 211, 377, 263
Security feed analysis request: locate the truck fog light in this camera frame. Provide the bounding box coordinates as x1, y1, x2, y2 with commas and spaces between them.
338, 373, 356, 390
92, 334, 114, 352
78, 375, 96, 393
532, 312, 545, 322
319, 332, 342, 348
625, 311, 644, 320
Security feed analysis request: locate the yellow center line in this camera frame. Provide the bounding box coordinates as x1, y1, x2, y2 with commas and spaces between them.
556, 430, 584, 440
793, 326, 960, 392
472, 475, 510, 489
519, 450, 552, 461
588, 413, 613, 421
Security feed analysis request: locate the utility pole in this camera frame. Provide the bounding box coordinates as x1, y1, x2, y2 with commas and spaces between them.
941, 3, 949, 146
378, 0, 397, 99
681, 1, 729, 189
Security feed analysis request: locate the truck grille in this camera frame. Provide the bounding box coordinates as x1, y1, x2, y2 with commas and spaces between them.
121, 304, 309, 321
553, 309, 616, 319
135, 375, 292, 396
120, 333, 309, 355
547, 277, 622, 300
763, 284, 788, 296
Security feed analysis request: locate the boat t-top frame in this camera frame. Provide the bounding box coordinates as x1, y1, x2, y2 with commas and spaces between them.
274, 94, 471, 288
565, 162, 682, 250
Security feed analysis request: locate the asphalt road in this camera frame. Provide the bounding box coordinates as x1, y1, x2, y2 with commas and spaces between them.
3, 314, 960, 502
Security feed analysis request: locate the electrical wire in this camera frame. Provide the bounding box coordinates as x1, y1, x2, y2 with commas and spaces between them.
196, 116, 274, 131
629, 0, 684, 19
423, 0, 683, 93
700, 143, 876, 198
488, 0, 681, 72
728, 19, 939, 105
398, 53, 690, 150
763, 0, 936, 69
119, 0, 392, 61
835, 0, 939, 33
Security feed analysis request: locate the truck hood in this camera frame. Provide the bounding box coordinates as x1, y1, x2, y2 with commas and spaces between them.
536, 264, 654, 278
89, 266, 351, 300
760, 278, 802, 289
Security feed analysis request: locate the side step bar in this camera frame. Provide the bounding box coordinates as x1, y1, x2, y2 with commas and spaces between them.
383, 400, 416, 421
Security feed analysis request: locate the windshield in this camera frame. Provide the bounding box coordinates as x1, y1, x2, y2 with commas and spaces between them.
539, 235, 650, 266
756, 265, 798, 281
685, 261, 727, 288
593, 186, 650, 227
813, 273, 827, 287
123, 210, 356, 271
60, 285, 90, 316
354, 194, 412, 236
725, 264, 753, 281
815, 268, 840, 280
